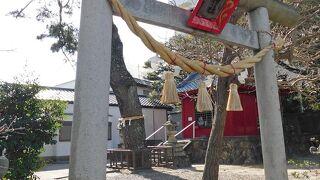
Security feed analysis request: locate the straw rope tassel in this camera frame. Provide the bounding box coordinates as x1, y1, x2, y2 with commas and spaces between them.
196, 82, 213, 112
226, 83, 243, 111
160, 72, 180, 104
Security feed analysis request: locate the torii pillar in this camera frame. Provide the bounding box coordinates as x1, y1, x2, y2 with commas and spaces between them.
249, 7, 288, 180
69, 0, 112, 179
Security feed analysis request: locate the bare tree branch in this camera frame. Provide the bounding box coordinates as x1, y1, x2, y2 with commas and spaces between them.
10, 0, 35, 18
290, 76, 320, 87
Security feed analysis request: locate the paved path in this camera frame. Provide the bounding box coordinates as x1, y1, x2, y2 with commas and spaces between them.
35, 164, 319, 180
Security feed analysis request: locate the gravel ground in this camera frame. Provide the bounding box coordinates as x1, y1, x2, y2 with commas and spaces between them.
105, 166, 263, 180
36, 164, 319, 180
104, 165, 319, 180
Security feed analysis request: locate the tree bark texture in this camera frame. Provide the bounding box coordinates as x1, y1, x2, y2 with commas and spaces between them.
110, 24, 150, 167
202, 10, 243, 179
202, 49, 234, 180
110, 24, 145, 149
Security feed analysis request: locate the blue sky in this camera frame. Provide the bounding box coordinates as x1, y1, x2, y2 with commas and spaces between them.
0, 0, 174, 86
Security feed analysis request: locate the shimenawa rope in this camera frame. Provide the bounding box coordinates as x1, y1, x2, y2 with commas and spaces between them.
109, 0, 274, 77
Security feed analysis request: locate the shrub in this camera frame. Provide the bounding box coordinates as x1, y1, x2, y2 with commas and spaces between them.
0, 82, 66, 179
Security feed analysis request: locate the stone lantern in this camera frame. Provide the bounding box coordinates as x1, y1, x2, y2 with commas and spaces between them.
163, 117, 177, 144
163, 115, 191, 167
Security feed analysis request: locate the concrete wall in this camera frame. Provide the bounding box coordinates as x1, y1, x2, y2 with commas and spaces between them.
40, 104, 168, 160
185, 136, 262, 165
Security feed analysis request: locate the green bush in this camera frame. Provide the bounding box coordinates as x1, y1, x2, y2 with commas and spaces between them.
0, 82, 67, 179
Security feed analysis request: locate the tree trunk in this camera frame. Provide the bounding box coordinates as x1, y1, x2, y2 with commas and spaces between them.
202, 9, 243, 179
202, 48, 234, 180
110, 24, 150, 167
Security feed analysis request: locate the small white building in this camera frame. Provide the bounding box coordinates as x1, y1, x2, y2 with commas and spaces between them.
38, 79, 170, 161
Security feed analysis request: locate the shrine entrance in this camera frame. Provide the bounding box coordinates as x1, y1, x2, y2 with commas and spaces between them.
68, 0, 300, 179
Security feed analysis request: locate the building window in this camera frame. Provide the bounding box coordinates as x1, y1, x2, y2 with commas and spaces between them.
195, 111, 212, 128
108, 122, 112, 140
59, 121, 72, 142
59, 121, 112, 141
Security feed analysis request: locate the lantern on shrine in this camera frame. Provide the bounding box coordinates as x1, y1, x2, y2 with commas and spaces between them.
187, 0, 239, 34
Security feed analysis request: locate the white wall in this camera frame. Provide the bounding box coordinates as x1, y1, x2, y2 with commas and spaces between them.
137, 86, 151, 96
40, 104, 168, 159
143, 108, 168, 140
109, 106, 121, 148
40, 104, 74, 158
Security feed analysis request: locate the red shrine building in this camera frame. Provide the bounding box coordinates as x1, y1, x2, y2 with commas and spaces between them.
177, 73, 261, 139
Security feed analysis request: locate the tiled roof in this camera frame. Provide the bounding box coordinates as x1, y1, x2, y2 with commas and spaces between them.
37, 87, 170, 109
37, 87, 74, 102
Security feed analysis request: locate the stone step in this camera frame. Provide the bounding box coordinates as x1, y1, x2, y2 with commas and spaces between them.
177, 139, 191, 143
154, 139, 193, 168
175, 140, 193, 150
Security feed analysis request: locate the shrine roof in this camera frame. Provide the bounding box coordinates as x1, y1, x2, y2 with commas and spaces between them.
177, 73, 211, 93
177, 72, 294, 94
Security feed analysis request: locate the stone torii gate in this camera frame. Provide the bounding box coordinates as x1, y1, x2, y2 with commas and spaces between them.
68, 0, 299, 179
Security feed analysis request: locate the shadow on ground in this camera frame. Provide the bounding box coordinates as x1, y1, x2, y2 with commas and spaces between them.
122, 167, 189, 180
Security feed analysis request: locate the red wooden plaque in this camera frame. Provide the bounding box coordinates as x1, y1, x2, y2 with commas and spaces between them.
187, 0, 239, 34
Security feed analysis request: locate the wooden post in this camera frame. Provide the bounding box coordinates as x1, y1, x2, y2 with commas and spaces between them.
248, 7, 288, 180
69, 0, 112, 179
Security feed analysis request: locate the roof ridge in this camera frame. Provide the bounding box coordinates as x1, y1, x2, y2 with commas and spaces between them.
38, 88, 171, 109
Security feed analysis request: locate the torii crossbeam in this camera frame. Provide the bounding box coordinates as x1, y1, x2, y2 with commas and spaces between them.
69, 0, 299, 179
